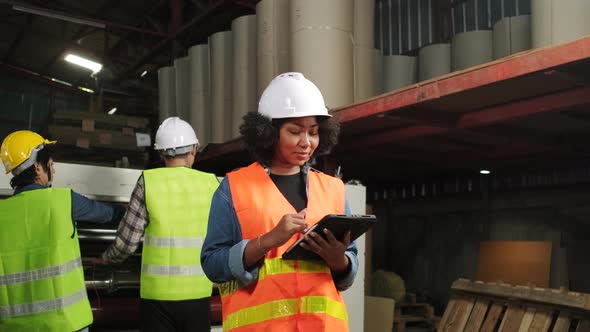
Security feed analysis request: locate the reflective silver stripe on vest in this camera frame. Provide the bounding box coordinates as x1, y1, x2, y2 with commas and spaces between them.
142, 264, 204, 276
0, 257, 82, 286
144, 235, 205, 248
0, 289, 87, 318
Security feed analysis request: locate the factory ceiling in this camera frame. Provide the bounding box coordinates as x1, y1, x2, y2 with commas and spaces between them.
0, 0, 257, 115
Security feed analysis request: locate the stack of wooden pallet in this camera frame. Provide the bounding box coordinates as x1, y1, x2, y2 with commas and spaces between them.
394, 295, 438, 332
438, 279, 590, 332
48, 111, 151, 167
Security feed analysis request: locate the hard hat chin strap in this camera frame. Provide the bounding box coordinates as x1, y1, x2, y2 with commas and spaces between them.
159, 144, 193, 157
47, 162, 53, 188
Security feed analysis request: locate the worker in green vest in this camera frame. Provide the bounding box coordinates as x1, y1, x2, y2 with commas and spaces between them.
98, 117, 219, 332
0, 130, 125, 332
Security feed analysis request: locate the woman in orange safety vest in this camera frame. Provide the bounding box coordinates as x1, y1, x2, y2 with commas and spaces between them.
201, 72, 358, 332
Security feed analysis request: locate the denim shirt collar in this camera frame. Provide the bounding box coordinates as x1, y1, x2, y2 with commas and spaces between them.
13, 183, 46, 196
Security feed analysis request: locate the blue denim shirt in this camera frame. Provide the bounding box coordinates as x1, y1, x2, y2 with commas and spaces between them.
14, 184, 115, 223
201, 166, 358, 291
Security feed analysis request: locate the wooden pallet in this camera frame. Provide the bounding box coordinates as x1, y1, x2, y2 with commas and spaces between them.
437, 279, 590, 332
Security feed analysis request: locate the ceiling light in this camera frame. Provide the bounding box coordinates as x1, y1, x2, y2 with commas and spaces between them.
140, 70, 148, 78
65, 54, 102, 74
108, 107, 117, 115
50, 77, 72, 86
480, 169, 491, 175
78, 87, 95, 93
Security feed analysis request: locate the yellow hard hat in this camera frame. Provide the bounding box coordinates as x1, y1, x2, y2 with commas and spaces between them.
1, 130, 57, 174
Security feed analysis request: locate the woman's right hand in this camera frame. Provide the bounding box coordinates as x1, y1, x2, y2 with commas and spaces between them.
265, 209, 307, 248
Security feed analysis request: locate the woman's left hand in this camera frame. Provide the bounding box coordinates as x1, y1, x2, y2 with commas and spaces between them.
300, 229, 351, 273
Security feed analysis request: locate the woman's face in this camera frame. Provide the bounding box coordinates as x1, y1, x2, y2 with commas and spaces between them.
272, 116, 320, 167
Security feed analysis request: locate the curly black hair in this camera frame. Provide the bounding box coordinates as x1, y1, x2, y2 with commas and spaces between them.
239, 112, 340, 165
9, 146, 53, 189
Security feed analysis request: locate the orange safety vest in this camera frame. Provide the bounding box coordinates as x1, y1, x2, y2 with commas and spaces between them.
221, 162, 348, 332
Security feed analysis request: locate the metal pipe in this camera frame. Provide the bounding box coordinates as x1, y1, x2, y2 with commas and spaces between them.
85, 272, 140, 291
78, 228, 117, 234
10, 1, 166, 36
78, 228, 117, 241
78, 234, 116, 241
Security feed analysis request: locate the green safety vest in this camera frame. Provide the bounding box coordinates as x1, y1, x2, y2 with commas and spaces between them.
0, 188, 92, 331
141, 167, 218, 300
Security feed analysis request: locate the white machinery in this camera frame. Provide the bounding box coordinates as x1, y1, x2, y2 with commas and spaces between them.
0, 162, 141, 199
344, 183, 368, 332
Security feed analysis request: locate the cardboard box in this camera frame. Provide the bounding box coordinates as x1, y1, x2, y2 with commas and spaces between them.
477, 241, 552, 287
364, 296, 395, 332
82, 119, 95, 132
76, 137, 90, 149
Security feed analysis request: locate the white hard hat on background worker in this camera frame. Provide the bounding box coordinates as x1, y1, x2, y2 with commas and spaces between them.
153, 116, 199, 156
258, 72, 332, 120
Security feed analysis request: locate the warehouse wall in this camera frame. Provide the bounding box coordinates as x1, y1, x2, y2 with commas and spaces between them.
375, 0, 531, 55
451, 0, 530, 35
370, 182, 590, 313
0, 70, 90, 141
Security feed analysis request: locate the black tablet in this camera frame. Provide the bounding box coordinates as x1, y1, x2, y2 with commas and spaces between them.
282, 214, 377, 260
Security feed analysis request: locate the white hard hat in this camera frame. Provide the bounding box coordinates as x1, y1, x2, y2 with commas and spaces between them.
154, 117, 198, 155
258, 72, 331, 120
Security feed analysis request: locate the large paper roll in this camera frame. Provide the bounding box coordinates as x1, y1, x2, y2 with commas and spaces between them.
493, 15, 531, 59
291, 0, 353, 33
174, 56, 191, 121
291, 29, 354, 109
210, 31, 233, 143
352, 0, 375, 101
354, 46, 376, 102
232, 15, 257, 139
158, 66, 176, 123
256, 0, 290, 98
532, 0, 590, 48
353, 0, 375, 48
383, 55, 417, 92
452, 30, 493, 71
374, 49, 383, 95
418, 43, 451, 81
189, 44, 210, 148
532, 0, 552, 48
290, 0, 354, 109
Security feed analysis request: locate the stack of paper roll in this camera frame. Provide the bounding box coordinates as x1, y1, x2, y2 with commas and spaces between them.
353, 0, 375, 102
383, 55, 416, 92
290, 0, 354, 109
532, 0, 590, 48
188, 44, 210, 148
373, 49, 383, 95
158, 66, 176, 123
174, 56, 191, 121
256, 0, 290, 99
418, 43, 451, 81
210, 31, 233, 143
232, 15, 257, 139
493, 15, 531, 59
452, 30, 493, 71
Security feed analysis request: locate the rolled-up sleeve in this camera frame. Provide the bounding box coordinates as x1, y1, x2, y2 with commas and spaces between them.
201, 178, 259, 285
102, 176, 148, 264
71, 191, 115, 223
333, 200, 359, 291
